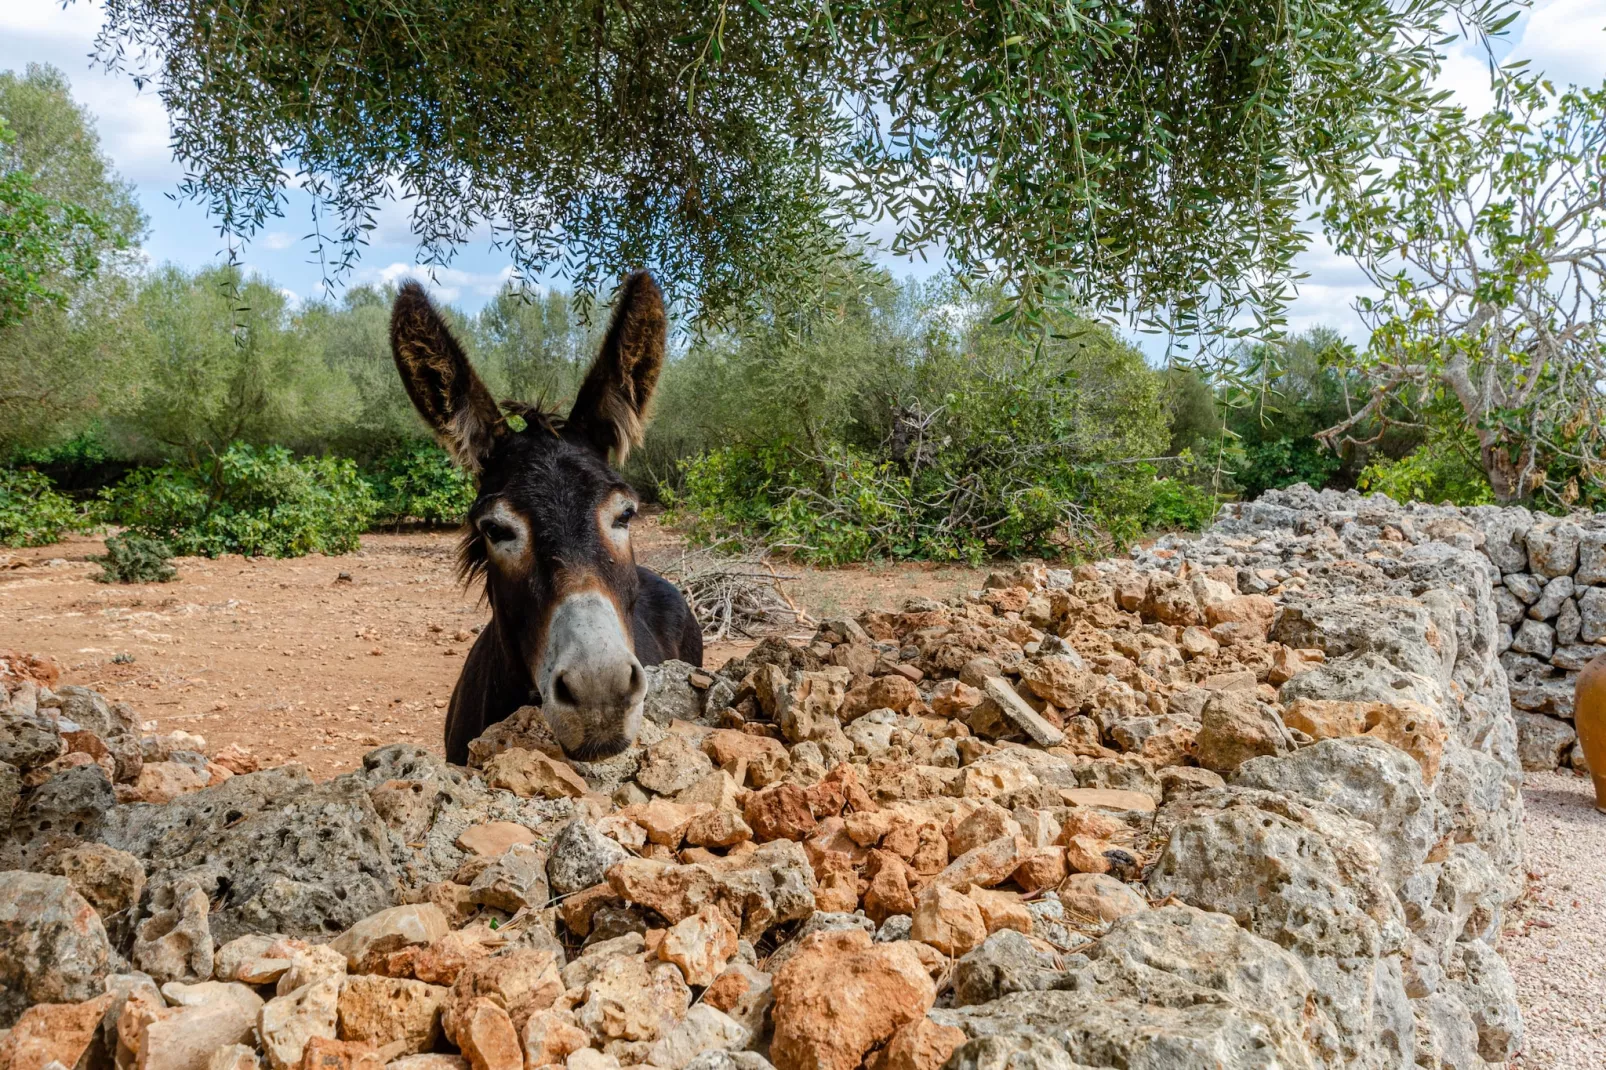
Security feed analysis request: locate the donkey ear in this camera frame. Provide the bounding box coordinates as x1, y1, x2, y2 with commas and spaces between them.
567, 271, 666, 464
391, 281, 507, 473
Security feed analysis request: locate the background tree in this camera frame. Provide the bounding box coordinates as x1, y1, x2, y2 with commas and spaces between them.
0, 64, 145, 451
91, 0, 1502, 334
1322, 73, 1606, 506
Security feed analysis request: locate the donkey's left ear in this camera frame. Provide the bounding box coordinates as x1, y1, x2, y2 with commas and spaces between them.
567, 271, 666, 464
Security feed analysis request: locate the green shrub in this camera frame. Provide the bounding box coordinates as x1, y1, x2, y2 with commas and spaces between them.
1143, 473, 1220, 532
100, 443, 379, 557
0, 468, 92, 547
1357, 431, 1495, 507
92, 532, 176, 583
366, 443, 476, 526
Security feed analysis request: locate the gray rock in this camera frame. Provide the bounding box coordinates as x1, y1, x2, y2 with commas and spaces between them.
941, 1035, 1096, 1070
1234, 737, 1439, 891
1434, 741, 1524, 883
5, 764, 117, 870
1146, 789, 1405, 1066
0, 710, 65, 771
634, 733, 715, 796
980, 678, 1064, 747
1515, 713, 1576, 771
0, 760, 19, 830
643, 660, 706, 726
1503, 572, 1543, 604
1412, 990, 1485, 1070
469, 842, 548, 911
1578, 529, 1606, 585
1195, 690, 1292, 774
1433, 843, 1517, 945
1556, 598, 1583, 646
1509, 618, 1555, 659
683, 1053, 776, 1070
874, 914, 912, 942
952, 930, 1069, 1007
546, 819, 629, 897
1529, 574, 1574, 620
133, 883, 215, 983
932, 988, 1314, 1070
1579, 585, 1606, 643
1277, 652, 1445, 711
1526, 519, 1582, 577
1445, 938, 1522, 1062
99, 764, 399, 944
767, 911, 876, 970
0, 871, 113, 1027
1491, 586, 1526, 625
1468, 506, 1533, 573
1272, 595, 1447, 680
1553, 643, 1601, 671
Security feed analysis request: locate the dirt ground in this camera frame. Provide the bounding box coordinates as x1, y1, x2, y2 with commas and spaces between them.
0, 515, 988, 779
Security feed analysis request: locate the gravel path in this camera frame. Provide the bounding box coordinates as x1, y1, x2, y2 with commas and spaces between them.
1507, 770, 1606, 1069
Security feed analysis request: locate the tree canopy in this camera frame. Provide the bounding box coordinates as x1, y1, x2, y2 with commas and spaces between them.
92, 0, 1502, 330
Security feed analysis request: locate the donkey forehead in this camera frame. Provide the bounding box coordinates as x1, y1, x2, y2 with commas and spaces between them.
476, 437, 635, 525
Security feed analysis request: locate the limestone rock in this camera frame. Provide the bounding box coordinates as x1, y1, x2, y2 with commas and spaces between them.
659, 904, 739, 986
337, 975, 448, 1057
1195, 691, 1292, 774
1056, 873, 1148, 923
645, 1005, 752, 1070
1232, 737, 1439, 890
606, 839, 815, 941
1515, 712, 1577, 771
575, 956, 690, 1043
951, 931, 1065, 1008
330, 905, 450, 971
134, 884, 215, 984
769, 930, 935, 1070
0, 871, 112, 1027
483, 749, 588, 800
100, 765, 400, 944
260, 977, 342, 1070
468, 844, 549, 912
0, 992, 112, 1070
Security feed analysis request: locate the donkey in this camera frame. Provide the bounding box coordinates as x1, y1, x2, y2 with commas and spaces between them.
390, 271, 703, 764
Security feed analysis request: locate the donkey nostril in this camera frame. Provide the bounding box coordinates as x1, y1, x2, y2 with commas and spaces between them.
628, 663, 645, 696
553, 672, 579, 707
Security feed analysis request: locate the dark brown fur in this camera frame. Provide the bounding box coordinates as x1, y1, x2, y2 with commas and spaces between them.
390, 272, 702, 764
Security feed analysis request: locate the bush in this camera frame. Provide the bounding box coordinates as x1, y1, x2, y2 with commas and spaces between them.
366, 443, 476, 526
1357, 430, 1495, 507
0, 467, 92, 547
100, 444, 379, 557
92, 531, 176, 583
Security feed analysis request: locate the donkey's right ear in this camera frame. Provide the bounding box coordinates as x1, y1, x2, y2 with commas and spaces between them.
391, 281, 507, 473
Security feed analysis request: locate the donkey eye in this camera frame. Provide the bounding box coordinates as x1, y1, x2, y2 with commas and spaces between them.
480, 519, 517, 544
613, 504, 637, 530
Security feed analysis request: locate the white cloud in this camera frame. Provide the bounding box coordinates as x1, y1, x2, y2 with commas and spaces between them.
262, 231, 296, 251
0, 0, 179, 186
359, 262, 516, 304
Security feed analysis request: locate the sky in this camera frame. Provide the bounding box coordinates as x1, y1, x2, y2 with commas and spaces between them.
4, 0, 1606, 341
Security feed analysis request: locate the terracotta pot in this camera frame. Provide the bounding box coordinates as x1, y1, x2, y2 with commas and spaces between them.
1577, 652, 1606, 812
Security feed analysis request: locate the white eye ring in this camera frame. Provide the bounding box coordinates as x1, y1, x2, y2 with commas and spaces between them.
478, 501, 531, 563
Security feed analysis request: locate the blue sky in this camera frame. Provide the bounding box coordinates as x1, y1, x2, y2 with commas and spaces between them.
5, 0, 1606, 339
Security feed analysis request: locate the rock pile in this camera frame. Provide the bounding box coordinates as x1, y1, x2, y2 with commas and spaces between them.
1135, 485, 1604, 773
0, 500, 1527, 1070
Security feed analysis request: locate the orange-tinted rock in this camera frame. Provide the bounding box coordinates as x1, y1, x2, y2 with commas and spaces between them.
869, 1017, 967, 1070
1062, 834, 1113, 875
298, 1037, 384, 1070
445, 999, 521, 1070
454, 823, 537, 858
483, 748, 588, 799
909, 885, 986, 956
658, 905, 739, 987
1281, 698, 1446, 783
518, 1009, 589, 1067
743, 783, 817, 841
445, 949, 562, 1033
0, 994, 112, 1070
769, 930, 935, 1070
1058, 873, 1149, 922
1010, 846, 1068, 893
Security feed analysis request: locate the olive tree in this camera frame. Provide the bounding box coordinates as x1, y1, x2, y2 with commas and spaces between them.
90, 0, 1502, 333
1321, 74, 1606, 505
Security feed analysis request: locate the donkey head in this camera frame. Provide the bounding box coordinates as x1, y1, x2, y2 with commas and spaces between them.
391, 272, 666, 760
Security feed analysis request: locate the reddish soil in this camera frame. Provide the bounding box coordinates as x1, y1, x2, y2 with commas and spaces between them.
0, 515, 988, 779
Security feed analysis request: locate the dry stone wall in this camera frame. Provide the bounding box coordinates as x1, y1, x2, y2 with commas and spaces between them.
1140, 484, 1602, 773
0, 500, 1530, 1070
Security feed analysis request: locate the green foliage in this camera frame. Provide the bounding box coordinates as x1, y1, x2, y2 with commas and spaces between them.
1358, 429, 1496, 507
1323, 72, 1606, 504
664, 288, 1205, 564
100, 444, 378, 557
367, 443, 476, 526
0, 467, 92, 547
92, 531, 176, 583
109, 266, 355, 463
92, 0, 1502, 336
0, 119, 113, 329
